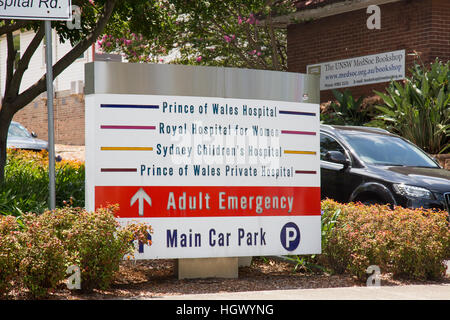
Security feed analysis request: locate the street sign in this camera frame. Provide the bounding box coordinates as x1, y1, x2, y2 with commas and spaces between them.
86, 92, 321, 259
0, 0, 72, 21
1, 1, 72, 210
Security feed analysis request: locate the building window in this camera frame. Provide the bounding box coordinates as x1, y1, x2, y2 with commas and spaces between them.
13, 34, 20, 71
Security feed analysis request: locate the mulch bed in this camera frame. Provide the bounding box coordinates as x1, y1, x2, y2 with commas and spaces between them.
8, 257, 448, 300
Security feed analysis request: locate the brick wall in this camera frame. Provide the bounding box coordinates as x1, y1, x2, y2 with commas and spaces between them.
430, 0, 450, 62
287, 0, 450, 102
13, 90, 85, 146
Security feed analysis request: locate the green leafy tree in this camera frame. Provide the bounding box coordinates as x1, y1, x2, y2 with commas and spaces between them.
0, 1, 168, 183
98, 0, 297, 70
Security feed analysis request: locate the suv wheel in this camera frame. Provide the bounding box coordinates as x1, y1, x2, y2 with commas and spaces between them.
361, 199, 384, 206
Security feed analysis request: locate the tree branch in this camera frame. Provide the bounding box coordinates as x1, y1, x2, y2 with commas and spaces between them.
9, 23, 45, 98
208, 20, 261, 69
11, 0, 117, 112
266, 12, 281, 71
0, 20, 29, 36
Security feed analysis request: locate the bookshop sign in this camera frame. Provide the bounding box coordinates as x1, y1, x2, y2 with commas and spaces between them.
307, 50, 405, 90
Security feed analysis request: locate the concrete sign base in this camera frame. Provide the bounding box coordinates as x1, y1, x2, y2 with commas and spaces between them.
176, 257, 238, 279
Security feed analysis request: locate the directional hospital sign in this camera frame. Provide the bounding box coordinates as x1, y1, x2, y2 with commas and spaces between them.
85, 64, 321, 259
0, 0, 72, 21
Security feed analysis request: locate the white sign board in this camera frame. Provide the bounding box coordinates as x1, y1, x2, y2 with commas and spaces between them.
85, 94, 321, 259
0, 0, 72, 20
307, 50, 405, 91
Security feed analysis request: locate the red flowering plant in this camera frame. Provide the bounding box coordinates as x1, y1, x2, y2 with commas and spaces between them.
98, 0, 297, 70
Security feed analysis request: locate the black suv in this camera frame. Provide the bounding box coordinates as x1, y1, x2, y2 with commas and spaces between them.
320, 125, 450, 213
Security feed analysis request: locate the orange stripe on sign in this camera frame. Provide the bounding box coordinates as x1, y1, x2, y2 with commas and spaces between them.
101, 147, 153, 151
95, 186, 321, 218
284, 150, 316, 155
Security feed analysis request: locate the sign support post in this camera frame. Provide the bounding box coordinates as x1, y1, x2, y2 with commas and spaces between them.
1, 1, 72, 210
44, 20, 56, 210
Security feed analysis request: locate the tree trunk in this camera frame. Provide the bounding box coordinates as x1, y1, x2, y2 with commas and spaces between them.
0, 108, 13, 184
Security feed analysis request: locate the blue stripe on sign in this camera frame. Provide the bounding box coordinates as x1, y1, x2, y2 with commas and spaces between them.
279, 110, 316, 116
101, 104, 159, 109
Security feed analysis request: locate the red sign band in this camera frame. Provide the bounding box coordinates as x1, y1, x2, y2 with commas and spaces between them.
95, 186, 321, 218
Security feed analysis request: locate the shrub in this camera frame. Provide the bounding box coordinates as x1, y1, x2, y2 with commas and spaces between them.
375, 58, 450, 154
0, 216, 21, 298
319, 199, 348, 273
386, 206, 450, 279
0, 206, 151, 298
18, 213, 68, 298
60, 206, 151, 292
1, 149, 85, 215
285, 204, 343, 273
30, 205, 152, 292
320, 89, 377, 125
321, 199, 450, 281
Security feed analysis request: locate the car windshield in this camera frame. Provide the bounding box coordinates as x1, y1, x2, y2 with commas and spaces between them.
340, 131, 438, 168
8, 122, 32, 138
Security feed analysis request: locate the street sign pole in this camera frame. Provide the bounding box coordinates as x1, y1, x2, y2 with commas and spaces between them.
1, 1, 72, 211
45, 20, 56, 210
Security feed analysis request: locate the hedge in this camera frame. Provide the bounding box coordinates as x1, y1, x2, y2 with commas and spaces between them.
321, 199, 450, 281
0, 206, 151, 299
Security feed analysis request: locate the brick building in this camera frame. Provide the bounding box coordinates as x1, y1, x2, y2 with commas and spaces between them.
13, 91, 86, 146
286, 0, 450, 102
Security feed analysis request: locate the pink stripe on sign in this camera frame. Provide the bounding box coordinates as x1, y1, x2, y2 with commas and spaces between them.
101, 125, 156, 130
281, 130, 316, 135
101, 168, 137, 172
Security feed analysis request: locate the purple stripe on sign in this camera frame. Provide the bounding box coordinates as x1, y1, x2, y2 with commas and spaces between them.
279, 110, 316, 116
281, 130, 316, 136
101, 125, 156, 130
295, 170, 317, 174
101, 168, 137, 173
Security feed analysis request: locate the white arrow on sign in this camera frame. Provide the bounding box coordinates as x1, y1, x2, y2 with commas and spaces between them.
130, 188, 152, 216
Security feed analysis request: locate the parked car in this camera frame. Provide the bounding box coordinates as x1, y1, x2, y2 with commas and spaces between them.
7, 121, 48, 151
320, 125, 450, 213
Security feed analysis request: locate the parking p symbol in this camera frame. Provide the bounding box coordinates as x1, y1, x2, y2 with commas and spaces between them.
280, 222, 301, 251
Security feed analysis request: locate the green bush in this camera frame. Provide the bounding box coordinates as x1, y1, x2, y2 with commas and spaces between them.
375, 58, 450, 154
320, 89, 376, 126
1, 149, 85, 216
321, 199, 450, 281
284, 204, 341, 273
